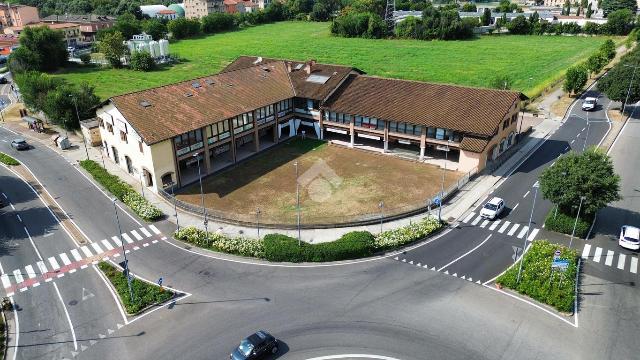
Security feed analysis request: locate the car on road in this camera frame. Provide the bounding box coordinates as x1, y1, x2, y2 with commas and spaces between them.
480, 197, 505, 220
581, 97, 597, 111
619, 225, 640, 250
10, 138, 28, 150
0, 76, 8, 84
230, 330, 279, 360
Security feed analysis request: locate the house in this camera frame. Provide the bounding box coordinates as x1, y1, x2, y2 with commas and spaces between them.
4, 22, 82, 47
41, 14, 115, 42
156, 9, 179, 20
95, 56, 525, 193
0, 4, 39, 28
0, 33, 18, 55
184, 0, 224, 18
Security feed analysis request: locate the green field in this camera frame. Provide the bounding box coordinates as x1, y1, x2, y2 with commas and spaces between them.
54, 21, 615, 100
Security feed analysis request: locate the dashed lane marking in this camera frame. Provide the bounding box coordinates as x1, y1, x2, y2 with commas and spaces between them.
631, 257, 638, 274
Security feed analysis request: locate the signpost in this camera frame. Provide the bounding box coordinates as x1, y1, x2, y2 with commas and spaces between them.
552, 259, 570, 270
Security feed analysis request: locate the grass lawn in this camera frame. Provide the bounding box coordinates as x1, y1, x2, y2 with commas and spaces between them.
176, 138, 462, 225
53, 21, 615, 100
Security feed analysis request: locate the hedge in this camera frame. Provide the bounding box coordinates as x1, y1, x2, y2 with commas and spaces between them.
174, 216, 443, 263
80, 160, 162, 221
496, 240, 578, 313
98, 261, 174, 314
0, 152, 19, 166
544, 208, 593, 238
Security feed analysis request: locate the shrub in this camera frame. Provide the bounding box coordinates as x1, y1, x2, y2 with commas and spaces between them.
129, 51, 155, 72
263, 231, 375, 262
374, 216, 442, 250
123, 192, 162, 221
544, 209, 592, 238
168, 18, 201, 39
202, 13, 236, 33
0, 153, 19, 166
175, 226, 264, 258
496, 240, 578, 313
79, 53, 91, 64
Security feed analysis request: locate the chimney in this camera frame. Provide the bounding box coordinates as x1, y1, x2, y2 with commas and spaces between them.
286, 62, 292, 72
305, 59, 316, 74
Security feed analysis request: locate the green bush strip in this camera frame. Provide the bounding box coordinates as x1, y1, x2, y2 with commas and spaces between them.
0, 153, 19, 166
175, 216, 443, 263
98, 261, 173, 315
544, 208, 593, 238
496, 240, 578, 313
79, 160, 162, 221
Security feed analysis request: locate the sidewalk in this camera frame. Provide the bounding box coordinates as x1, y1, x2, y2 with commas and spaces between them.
1, 113, 562, 243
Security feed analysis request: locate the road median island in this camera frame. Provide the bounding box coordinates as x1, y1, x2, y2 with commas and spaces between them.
496, 240, 579, 314
0, 152, 19, 166
79, 160, 162, 221
174, 216, 443, 263
98, 262, 174, 315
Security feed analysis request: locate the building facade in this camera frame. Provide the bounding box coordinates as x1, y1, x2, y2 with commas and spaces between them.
95, 56, 525, 193
0, 4, 39, 28
4, 22, 82, 46
184, 0, 224, 18
41, 14, 115, 42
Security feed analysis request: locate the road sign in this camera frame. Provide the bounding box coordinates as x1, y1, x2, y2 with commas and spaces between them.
552, 259, 569, 271
553, 250, 561, 261
433, 196, 441, 206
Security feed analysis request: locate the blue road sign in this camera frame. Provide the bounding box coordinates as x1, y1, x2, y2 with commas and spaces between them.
552, 259, 569, 271
433, 196, 441, 206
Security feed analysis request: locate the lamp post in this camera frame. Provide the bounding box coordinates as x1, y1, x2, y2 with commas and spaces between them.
256, 207, 261, 238
517, 181, 539, 284
378, 201, 384, 233
623, 64, 639, 115
569, 196, 587, 249
583, 110, 590, 152
437, 141, 451, 222
69, 94, 89, 160
112, 198, 134, 303
294, 161, 301, 245
194, 152, 208, 235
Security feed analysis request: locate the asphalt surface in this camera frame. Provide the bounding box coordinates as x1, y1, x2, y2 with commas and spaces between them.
0, 86, 638, 359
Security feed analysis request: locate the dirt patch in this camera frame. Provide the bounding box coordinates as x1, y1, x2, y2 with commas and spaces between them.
176, 139, 463, 225
607, 108, 626, 122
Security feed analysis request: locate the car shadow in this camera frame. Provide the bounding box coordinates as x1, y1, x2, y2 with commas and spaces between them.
264, 341, 290, 359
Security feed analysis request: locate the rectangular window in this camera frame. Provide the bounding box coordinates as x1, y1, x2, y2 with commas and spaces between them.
427, 127, 435, 138
354, 115, 362, 127
233, 112, 254, 134
138, 141, 143, 153
389, 121, 397, 133
329, 112, 336, 122
106, 123, 113, 134
511, 113, 518, 125
414, 125, 423, 136
120, 130, 127, 143
435, 128, 445, 140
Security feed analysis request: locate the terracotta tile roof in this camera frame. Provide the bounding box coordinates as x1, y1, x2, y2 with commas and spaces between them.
109, 62, 295, 145
221, 56, 362, 100
323, 75, 521, 137
460, 136, 489, 152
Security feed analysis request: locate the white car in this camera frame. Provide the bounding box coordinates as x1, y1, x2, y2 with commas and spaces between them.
619, 225, 640, 250
480, 197, 505, 220
581, 97, 597, 111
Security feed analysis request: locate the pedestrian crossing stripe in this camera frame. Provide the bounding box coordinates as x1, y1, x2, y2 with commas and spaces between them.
461, 215, 540, 241
498, 221, 510, 233
462, 212, 476, 223
489, 220, 501, 231
581, 244, 639, 274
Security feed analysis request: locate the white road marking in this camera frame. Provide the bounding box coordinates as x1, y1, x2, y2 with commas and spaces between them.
111, 236, 122, 247
523, 191, 530, 198
512, 203, 519, 211
1, 193, 6, 199
498, 221, 510, 233
36, 261, 47, 275
1, 274, 11, 289
527, 228, 539, 241
151, 240, 158, 244
70, 249, 82, 262
59, 253, 71, 266
48, 256, 60, 270
551, 161, 556, 167
593, 247, 602, 263
471, 215, 482, 226
489, 220, 501, 231
507, 224, 520, 236
480, 220, 489, 228
13, 270, 23, 284
581, 244, 591, 259
133, 246, 140, 251
9, 203, 14, 210
91, 242, 104, 254
101, 239, 114, 251
16, 214, 21, 222
582, 127, 586, 131
617, 254, 626, 270
23, 227, 43, 261
139, 227, 152, 238
142, 243, 149, 247
80, 246, 93, 258
630, 257, 638, 274
604, 250, 614, 266
564, 146, 570, 151
462, 212, 476, 223
53, 282, 78, 351
438, 234, 493, 271
149, 224, 161, 235
517, 226, 529, 239
571, 139, 575, 144
24, 265, 36, 279
122, 233, 134, 244
130, 230, 143, 241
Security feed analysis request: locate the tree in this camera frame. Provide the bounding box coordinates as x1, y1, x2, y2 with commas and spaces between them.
563, 65, 588, 95
488, 74, 513, 90
8, 25, 67, 72
494, 0, 520, 12
597, 59, 640, 104
99, 31, 127, 67
562, 0, 571, 15
600, 0, 637, 15
114, 13, 142, 40
585, 52, 608, 77
586, 3, 593, 18
201, 13, 236, 33
461, 3, 477, 12
13, 71, 61, 112
540, 149, 621, 215
602, 8, 635, 35
576, 5, 581, 15
167, 17, 201, 39
507, 15, 530, 34
129, 51, 155, 71
310, 1, 332, 21
79, 53, 91, 65
601, 39, 617, 60
481, 8, 492, 26
142, 18, 168, 40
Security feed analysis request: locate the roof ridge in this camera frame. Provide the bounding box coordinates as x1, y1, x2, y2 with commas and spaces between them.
357, 74, 521, 95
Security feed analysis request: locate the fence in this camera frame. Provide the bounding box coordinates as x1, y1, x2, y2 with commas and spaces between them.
158, 166, 478, 229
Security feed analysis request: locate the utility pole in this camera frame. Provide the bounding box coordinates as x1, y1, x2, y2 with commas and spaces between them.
623, 64, 639, 115
69, 94, 89, 160
569, 196, 586, 249
379, 201, 384, 233
194, 153, 208, 235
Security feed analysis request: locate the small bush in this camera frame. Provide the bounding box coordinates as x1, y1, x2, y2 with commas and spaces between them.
79, 53, 91, 64
496, 240, 578, 313
374, 216, 442, 250
129, 51, 155, 72
263, 231, 375, 262
0, 152, 20, 166
544, 209, 592, 238
123, 192, 162, 221
175, 226, 264, 258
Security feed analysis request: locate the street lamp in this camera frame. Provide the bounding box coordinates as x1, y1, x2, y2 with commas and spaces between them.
517, 181, 539, 284
256, 207, 261, 238
378, 201, 384, 233
569, 196, 587, 249
194, 152, 208, 235
69, 94, 90, 161
583, 110, 590, 152
437, 141, 452, 222
112, 198, 134, 303
623, 64, 639, 115
294, 161, 301, 245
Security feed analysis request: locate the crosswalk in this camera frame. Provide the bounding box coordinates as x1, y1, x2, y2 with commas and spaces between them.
461, 212, 540, 241
1, 224, 165, 297
581, 244, 638, 274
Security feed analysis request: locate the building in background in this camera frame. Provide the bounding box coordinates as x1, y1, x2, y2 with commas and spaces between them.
156, 9, 179, 20
41, 14, 115, 42
0, 33, 18, 55
0, 4, 39, 28
184, 0, 224, 18
125, 33, 170, 61
4, 22, 81, 46
168, 3, 186, 17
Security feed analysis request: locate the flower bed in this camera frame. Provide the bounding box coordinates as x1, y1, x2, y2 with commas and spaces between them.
0, 153, 19, 166
80, 160, 162, 221
496, 240, 579, 313
174, 216, 443, 263
98, 261, 174, 315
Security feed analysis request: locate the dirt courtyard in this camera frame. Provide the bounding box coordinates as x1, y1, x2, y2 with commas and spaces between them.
177, 139, 463, 225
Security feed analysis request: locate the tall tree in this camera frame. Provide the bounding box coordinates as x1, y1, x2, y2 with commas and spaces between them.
99, 31, 127, 67
114, 13, 142, 40
8, 25, 67, 73
586, 3, 593, 18
603, 8, 635, 35
600, 0, 637, 15
563, 65, 588, 95
481, 8, 492, 26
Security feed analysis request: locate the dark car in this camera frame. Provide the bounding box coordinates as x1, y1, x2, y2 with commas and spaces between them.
0, 77, 7, 84
10, 139, 28, 150
230, 330, 279, 360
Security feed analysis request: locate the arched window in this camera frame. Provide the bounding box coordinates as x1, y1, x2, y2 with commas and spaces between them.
507, 132, 515, 147
161, 172, 174, 187
499, 138, 506, 153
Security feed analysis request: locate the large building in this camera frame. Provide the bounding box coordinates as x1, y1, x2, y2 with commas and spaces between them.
0, 4, 39, 28
40, 14, 115, 42
184, 0, 224, 18
4, 22, 81, 46
95, 56, 525, 193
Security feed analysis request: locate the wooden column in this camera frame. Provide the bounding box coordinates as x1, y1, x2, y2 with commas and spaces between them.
383, 121, 389, 153
319, 109, 324, 140
253, 110, 259, 152
419, 126, 426, 161
349, 121, 355, 148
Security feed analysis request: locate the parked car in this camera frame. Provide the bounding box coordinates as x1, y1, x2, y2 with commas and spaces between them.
480, 197, 505, 220
581, 97, 597, 111
10, 138, 28, 150
619, 225, 640, 250
230, 330, 279, 360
